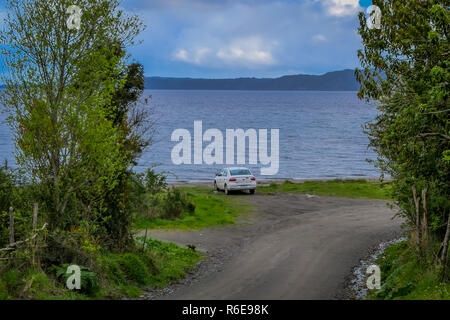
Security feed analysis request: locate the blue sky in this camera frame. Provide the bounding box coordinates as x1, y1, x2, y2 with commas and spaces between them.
122, 0, 373, 78
1, 0, 373, 78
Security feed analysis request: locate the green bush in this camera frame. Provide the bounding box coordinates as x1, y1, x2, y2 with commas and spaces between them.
119, 253, 152, 285
50, 264, 99, 296
0, 236, 202, 299
144, 168, 168, 195
370, 241, 450, 300
356, 0, 449, 273
0, 167, 35, 248
0, 269, 21, 298
97, 254, 128, 286
42, 229, 95, 268
22, 269, 60, 299
97, 250, 158, 287
0, 268, 65, 300
0, 279, 9, 299
150, 188, 195, 220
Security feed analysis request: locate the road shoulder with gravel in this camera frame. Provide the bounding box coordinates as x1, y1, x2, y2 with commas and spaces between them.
140, 192, 402, 300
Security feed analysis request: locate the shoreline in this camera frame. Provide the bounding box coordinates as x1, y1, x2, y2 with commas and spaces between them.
169, 176, 391, 187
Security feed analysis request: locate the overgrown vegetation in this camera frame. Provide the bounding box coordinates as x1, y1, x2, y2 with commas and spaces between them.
0, 165, 205, 300
257, 179, 392, 200
0, 0, 202, 300
356, 0, 449, 298
369, 241, 450, 300
0, 238, 202, 300
0, 0, 149, 250
133, 184, 252, 230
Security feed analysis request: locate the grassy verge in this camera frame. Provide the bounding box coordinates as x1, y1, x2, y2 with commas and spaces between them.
0, 238, 202, 300
133, 186, 253, 230
133, 180, 390, 230
257, 179, 392, 200
368, 241, 450, 300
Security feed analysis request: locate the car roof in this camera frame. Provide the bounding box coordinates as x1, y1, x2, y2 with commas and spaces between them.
224, 167, 251, 170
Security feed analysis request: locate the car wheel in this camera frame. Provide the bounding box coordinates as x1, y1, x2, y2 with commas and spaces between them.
224, 184, 230, 195
249, 189, 255, 194
214, 181, 219, 191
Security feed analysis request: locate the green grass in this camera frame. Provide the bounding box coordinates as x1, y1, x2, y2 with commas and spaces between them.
141, 238, 203, 287
95, 238, 203, 297
257, 179, 392, 200
0, 268, 87, 300
368, 241, 450, 300
133, 186, 253, 230
133, 180, 390, 230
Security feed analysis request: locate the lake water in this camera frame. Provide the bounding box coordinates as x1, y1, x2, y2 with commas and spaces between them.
0, 90, 381, 182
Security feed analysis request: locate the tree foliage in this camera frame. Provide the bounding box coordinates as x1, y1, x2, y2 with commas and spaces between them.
101, 61, 155, 251
0, 0, 145, 246
356, 0, 449, 264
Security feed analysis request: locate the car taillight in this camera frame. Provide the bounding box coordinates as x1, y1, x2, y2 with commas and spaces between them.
229, 178, 237, 182
251, 177, 256, 181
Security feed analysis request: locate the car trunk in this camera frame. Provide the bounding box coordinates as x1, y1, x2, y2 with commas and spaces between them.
231, 175, 253, 185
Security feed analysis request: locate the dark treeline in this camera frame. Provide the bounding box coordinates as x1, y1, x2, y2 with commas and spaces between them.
145, 69, 360, 91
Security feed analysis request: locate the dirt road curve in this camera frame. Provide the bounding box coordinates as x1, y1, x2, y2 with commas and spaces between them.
144, 193, 402, 300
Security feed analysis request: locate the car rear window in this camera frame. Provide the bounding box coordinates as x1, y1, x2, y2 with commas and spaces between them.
230, 169, 252, 176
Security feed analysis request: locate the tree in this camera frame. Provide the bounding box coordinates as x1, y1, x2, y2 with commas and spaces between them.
101, 60, 155, 250
0, 0, 145, 239
356, 0, 449, 266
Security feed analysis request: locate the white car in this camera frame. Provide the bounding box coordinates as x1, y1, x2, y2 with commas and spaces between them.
214, 167, 256, 195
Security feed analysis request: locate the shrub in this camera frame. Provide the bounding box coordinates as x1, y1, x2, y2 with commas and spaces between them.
97, 251, 158, 288
144, 168, 168, 195
51, 264, 99, 295
97, 254, 128, 286
356, 0, 450, 269
0, 167, 34, 248
118, 253, 151, 285
370, 240, 450, 300
151, 188, 195, 220
21, 269, 59, 299
42, 228, 99, 269
0, 269, 21, 298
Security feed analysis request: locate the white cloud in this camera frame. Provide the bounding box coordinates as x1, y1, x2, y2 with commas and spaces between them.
173, 49, 189, 61
126, 0, 363, 77
312, 34, 327, 42
173, 37, 276, 67
173, 47, 212, 65
216, 37, 276, 66
324, 0, 361, 17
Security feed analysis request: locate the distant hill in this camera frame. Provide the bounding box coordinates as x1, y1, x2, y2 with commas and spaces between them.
144, 69, 359, 91
0, 70, 360, 91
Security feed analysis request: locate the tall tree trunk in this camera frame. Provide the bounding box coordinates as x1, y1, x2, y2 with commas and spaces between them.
441, 213, 450, 266
412, 185, 421, 247
421, 188, 428, 245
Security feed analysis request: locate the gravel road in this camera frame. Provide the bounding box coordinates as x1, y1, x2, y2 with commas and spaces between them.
140, 192, 402, 300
